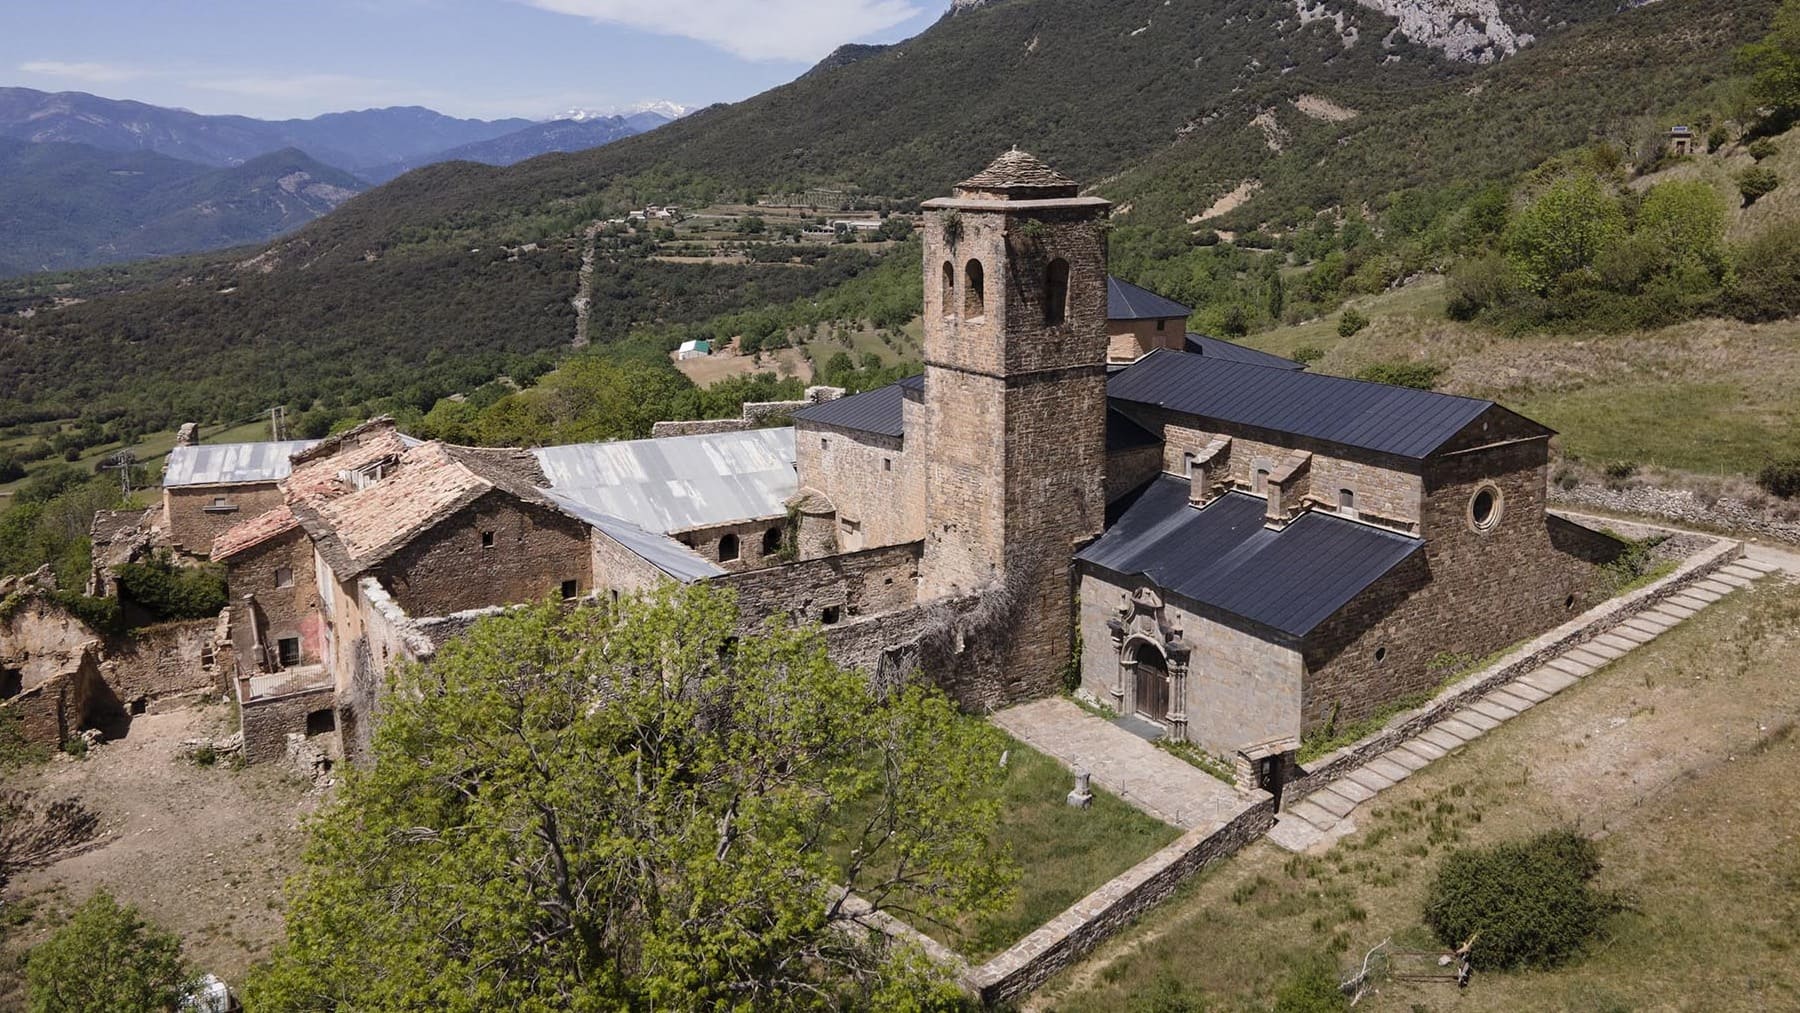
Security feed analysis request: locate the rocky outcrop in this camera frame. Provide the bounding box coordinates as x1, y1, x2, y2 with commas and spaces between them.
1354, 0, 1534, 63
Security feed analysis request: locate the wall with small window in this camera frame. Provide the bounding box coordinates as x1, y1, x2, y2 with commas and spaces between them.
376, 491, 592, 617
1105, 318, 1190, 364
219, 524, 325, 676
793, 419, 926, 555
164, 481, 288, 557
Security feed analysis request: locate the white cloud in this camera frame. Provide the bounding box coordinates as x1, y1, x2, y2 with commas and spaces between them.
515, 0, 922, 62
18, 60, 144, 84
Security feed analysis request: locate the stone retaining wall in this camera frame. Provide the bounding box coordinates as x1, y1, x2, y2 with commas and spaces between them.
961, 797, 1277, 1005
1551, 483, 1800, 545
1284, 532, 1742, 801
241, 684, 336, 765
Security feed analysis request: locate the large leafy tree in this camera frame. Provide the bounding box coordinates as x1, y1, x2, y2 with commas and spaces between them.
1504, 173, 1627, 294
25, 891, 189, 1013
1736, 0, 1800, 118
246, 585, 1011, 1011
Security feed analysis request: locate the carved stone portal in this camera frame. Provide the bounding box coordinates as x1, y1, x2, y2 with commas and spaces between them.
1104, 586, 1191, 742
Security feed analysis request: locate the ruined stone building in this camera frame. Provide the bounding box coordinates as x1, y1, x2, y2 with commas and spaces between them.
201, 150, 1616, 786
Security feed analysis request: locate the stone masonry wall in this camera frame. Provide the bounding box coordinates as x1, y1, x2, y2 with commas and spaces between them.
165, 483, 287, 557
224, 527, 323, 674
377, 493, 591, 617
101, 617, 224, 703
1106, 317, 1187, 364
674, 517, 790, 573
720, 542, 922, 632
1106, 444, 1163, 505
794, 423, 924, 553
964, 796, 1276, 1005
1301, 440, 1601, 731
240, 685, 336, 765
1129, 406, 1423, 531
589, 529, 674, 596
1079, 573, 1306, 755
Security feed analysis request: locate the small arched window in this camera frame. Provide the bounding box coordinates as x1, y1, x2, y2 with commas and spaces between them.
1044, 258, 1070, 324
964, 259, 986, 319
719, 533, 740, 562
1255, 468, 1271, 493
941, 261, 955, 317
762, 527, 782, 556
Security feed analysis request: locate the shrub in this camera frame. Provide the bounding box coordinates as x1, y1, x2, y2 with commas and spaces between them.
1290, 345, 1325, 365
1737, 166, 1780, 206
25, 891, 190, 1012
1709, 126, 1732, 152
1126, 973, 1209, 1012
1271, 956, 1349, 1013
1356, 362, 1443, 390
1748, 137, 1780, 160
1423, 829, 1614, 970
113, 552, 227, 623
1603, 460, 1638, 483
1728, 221, 1800, 321
1759, 457, 1800, 499
0, 456, 24, 483
1336, 308, 1369, 337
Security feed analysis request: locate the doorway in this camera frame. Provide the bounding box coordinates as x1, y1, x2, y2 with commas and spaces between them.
1133, 644, 1171, 722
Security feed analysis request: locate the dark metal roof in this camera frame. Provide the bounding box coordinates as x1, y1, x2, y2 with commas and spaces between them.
1106, 408, 1159, 452
1109, 350, 1507, 460
1076, 477, 1422, 638
791, 378, 915, 438
1108, 276, 1192, 321
1185, 333, 1305, 371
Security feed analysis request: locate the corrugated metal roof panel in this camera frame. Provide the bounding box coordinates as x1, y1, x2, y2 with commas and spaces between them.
1108, 350, 1502, 460
790, 382, 910, 438
1108, 276, 1193, 320
162, 440, 321, 488
1184, 334, 1305, 370
543, 490, 725, 582
532, 428, 796, 534
1077, 477, 1421, 638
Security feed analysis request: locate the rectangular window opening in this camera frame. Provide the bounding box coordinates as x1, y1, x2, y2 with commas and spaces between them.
822, 605, 842, 625
481, 530, 496, 548
277, 637, 301, 669
560, 579, 579, 600
274, 565, 294, 589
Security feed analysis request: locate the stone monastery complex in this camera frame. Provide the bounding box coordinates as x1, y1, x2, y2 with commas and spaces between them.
155, 151, 1622, 785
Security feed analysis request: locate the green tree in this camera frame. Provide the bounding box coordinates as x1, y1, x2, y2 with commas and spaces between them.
1735, 0, 1800, 117
246, 586, 1009, 1011
1737, 166, 1781, 206
1635, 180, 1728, 275
1504, 174, 1626, 293
25, 891, 189, 1013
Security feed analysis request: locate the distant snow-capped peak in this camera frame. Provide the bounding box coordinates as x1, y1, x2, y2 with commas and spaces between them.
550, 101, 689, 123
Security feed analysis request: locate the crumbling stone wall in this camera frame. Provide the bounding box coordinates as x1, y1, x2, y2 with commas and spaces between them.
674, 517, 790, 572
1106, 317, 1187, 364
650, 388, 845, 437
590, 529, 675, 595
1, 646, 105, 748
376, 493, 591, 616
721, 542, 922, 632
1, 595, 98, 690
164, 483, 287, 557
101, 617, 224, 704
240, 685, 336, 765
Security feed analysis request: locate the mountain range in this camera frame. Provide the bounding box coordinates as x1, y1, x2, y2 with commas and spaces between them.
0, 88, 676, 273
0, 0, 1778, 426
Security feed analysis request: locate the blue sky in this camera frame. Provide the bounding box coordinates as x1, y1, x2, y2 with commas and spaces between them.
3, 0, 944, 121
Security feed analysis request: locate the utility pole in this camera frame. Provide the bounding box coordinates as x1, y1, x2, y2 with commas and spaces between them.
269, 405, 287, 442
100, 449, 135, 497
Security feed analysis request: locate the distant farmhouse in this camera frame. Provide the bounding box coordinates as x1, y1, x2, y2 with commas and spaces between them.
188, 151, 1617, 789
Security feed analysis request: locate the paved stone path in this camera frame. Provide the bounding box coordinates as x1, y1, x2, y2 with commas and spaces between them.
991, 697, 1249, 831
1267, 554, 1786, 852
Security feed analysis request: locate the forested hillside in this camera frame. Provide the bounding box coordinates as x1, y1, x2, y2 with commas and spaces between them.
0, 0, 1778, 437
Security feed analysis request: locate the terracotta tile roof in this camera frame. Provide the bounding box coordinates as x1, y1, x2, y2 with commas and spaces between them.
211, 505, 301, 560
956, 149, 1079, 197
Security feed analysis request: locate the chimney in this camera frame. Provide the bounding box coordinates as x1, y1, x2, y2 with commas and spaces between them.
174, 422, 201, 448
1187, 436, 1232, 508
1264, 450, 1313, 528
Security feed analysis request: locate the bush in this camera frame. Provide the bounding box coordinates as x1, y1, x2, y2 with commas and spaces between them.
1355, 362, 1444, 390
1602, 460, 1638, 483
1271, 956, 1348, 1013
113, 552, 227, 623
1336, 308, 1369, 337
0, 456, 24, 483
1423, 829, 1614, 970
1126, 973, 1209, 1012
25, 891, 190, 1012
1290, 345, 1325, 365
1759, 457, 1800, 499
1737, 166, 1780, 206
1748, 137, 1780, 161
1728, 221, 1800, 321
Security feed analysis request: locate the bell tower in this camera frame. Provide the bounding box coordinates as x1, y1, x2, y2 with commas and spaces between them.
918, 150, 1112, 701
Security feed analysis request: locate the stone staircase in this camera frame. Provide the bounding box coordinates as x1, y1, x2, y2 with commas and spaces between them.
1268, 554, 1783, 852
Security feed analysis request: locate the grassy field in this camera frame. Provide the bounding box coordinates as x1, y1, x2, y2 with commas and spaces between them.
1030, 579, 1800, 1011
1243, 280, 1800, 475
0, 417, 278, 501
840, 735, 1179, 963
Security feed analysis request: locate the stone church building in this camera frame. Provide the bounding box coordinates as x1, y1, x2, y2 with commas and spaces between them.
206, 150, 1617, 784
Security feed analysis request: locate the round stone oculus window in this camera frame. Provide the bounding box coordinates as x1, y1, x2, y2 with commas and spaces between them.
1468, 484, 1503, 534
